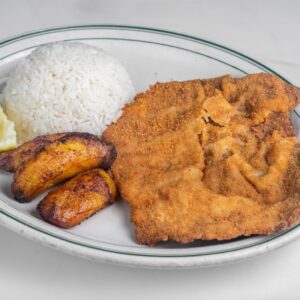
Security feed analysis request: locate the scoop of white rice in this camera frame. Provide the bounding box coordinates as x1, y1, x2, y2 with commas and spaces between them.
2, 42, 135, 143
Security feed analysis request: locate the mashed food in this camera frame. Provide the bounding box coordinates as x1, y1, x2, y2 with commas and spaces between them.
2, 42, 135, 143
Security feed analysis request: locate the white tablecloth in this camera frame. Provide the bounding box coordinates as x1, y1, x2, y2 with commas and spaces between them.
0, 1, 299, 299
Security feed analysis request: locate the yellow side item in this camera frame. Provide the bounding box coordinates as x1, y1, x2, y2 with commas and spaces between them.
0, 105, 17, 151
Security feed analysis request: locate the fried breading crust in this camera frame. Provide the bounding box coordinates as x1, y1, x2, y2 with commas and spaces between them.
37, 169, 116, 228
0, 133, 70, 172
103, 73, 300, 245
12, 133, 116, 202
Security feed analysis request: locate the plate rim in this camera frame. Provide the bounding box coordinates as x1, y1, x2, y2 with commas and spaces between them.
0, 24, 290, 83
0, 24, 299, 268
2, 209, 300, 269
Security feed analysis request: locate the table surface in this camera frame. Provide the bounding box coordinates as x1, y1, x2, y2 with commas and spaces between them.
0, 1, 299, 299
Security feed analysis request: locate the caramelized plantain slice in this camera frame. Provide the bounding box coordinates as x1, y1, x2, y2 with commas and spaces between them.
37, 168, 116, 228
12, 133, 116, 202
0, 133, 70, 172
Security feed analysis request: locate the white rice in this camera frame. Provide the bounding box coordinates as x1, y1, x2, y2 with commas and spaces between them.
2, 42, 135, 143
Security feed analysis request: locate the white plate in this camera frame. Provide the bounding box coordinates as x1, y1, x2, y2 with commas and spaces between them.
0, 25, 299, 269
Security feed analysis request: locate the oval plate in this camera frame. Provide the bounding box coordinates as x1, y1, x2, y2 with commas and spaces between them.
0, 25, 299, 269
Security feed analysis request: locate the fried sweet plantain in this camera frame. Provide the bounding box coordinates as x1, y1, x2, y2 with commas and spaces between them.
0, 133, 70, 172
12, 133, 116, 202
37, 169, 116, 228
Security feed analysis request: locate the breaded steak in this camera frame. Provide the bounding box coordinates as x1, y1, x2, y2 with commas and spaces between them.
103, 73, 300, 245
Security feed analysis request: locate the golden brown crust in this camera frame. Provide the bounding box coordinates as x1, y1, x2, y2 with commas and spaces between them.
37, 169, 116, 228
0, 133, 70, 172
251, 112, 296, 140
12, 133, 116, 202
103, 73, 300, 245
